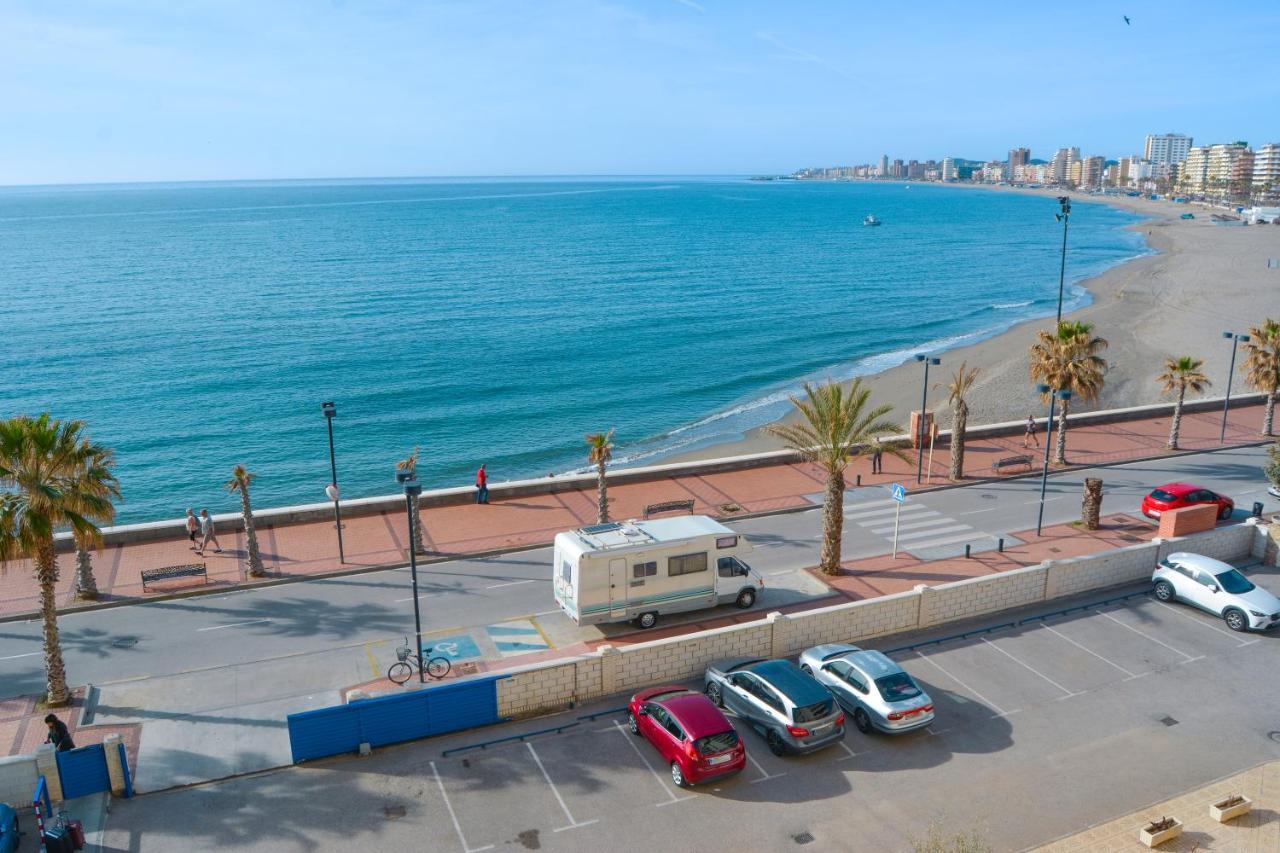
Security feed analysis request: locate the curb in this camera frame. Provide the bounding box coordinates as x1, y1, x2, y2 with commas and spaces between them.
4, 436, 1272, 625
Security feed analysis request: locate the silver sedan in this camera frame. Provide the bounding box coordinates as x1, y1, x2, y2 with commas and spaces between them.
798, 643, 935, 734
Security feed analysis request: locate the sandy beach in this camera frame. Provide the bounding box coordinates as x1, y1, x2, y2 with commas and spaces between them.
665, 185, 1280, 462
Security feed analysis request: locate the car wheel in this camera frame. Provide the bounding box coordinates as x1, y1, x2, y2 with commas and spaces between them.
853, 708, 873, 734
766, 730, 786, 757
1224, 608, 1248, 632
735, 588, 756, 609
628, 712, 640, 735
1153, 581, 1176, 602
1219, 504, 1233, 520
636, 612, 658, 630
705, 682, 722, 707
670, 761, 688, 788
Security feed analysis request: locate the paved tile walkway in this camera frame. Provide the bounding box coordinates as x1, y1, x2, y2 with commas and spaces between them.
0, 687, 141, 775
1036, 760, 1280, 852
0, 402, 1269, 620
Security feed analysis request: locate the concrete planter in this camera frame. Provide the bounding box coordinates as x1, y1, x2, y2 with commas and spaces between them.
1139, 817, 1182, 847
1210, 794, 1252, 823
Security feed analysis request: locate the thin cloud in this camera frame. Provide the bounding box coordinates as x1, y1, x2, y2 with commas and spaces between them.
673, 0, 706, 11
755, 30, 851, 80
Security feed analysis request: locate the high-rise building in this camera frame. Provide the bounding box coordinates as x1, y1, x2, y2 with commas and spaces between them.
1179, 146, 1210, 192
906, 159, 923, 180
1253, 143, 1280, 198
1144, 133, 1192, 166
1050, 147, 1080, 183
940, 158, 957, 181
1007, 147, 1030, 179
1067, 159, 1084, 186
1080, 156, 1105, 188
879, 154, 889, 177
1204, 142, 1251, 196
891, 158, 905, 178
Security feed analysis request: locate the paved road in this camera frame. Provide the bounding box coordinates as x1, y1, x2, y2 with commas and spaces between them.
1, 443, 1270, 700
98, 561, 1280, 852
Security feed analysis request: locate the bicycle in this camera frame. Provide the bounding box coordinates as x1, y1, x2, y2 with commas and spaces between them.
387, 637, 451, 684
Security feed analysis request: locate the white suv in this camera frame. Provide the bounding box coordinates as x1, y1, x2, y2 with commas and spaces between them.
1152, 552, 1280, 632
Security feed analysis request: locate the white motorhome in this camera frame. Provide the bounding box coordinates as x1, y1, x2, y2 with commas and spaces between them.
553, 516, 762, 629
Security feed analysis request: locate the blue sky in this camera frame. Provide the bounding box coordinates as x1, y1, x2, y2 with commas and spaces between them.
4, 0, 1278, 185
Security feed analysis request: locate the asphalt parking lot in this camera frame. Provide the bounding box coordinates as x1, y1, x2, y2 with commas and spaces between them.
102, 561, 1280, 853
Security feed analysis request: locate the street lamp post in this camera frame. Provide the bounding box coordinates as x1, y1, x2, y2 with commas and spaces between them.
321, 401, 345, 564
1054, 196, 1071, 324
915, 354, 941, 484
397, 470, 426, 684
1220, 331, 1250, 443
1036, 385, 1073, 536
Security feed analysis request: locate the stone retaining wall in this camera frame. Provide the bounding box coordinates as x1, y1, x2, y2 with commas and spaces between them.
494, 522, 1266, 720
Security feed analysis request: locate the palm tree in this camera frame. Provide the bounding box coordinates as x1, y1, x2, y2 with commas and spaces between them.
765, 380, 904, 575
396, 447, 426, 555
224, 464, 265, 577
585, 429, 615, 524
1242, 318, 1280, 436
1157, 355, 1211, 450
73, 532, 99, 601
1029, 320, 1109, 465
0, 414, 119, 706
936, 362, 980, 481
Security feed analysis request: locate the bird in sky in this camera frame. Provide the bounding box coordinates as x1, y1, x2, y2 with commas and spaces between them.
1123, 15, 1131, 25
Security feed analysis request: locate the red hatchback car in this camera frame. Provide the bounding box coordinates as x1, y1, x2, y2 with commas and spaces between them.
1141, 482, 1234, 521
628, 686, 746, 788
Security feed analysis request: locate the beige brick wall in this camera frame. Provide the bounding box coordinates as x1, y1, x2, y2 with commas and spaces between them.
1044, 541, 1159, 599
919, 565, 1048, 628
774, 591, 921, 655
1157, 522, 1255, 564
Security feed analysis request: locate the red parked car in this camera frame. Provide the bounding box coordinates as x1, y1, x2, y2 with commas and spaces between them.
1141, 482, 1234, 521
628, 685, 746, 787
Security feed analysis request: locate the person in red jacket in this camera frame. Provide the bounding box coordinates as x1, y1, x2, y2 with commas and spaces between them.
475, 464, 489, 504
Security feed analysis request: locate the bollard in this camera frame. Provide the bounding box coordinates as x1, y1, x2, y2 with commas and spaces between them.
998, 537, 1005, 553
856, 474, 862, 487
1253, 501, 1264, 518
964, 544, 971, 559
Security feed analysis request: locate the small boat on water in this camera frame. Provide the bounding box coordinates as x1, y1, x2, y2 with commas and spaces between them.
863, 214, 881, 227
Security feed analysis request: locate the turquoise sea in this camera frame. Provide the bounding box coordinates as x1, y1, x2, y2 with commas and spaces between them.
0, 178, 1147, 524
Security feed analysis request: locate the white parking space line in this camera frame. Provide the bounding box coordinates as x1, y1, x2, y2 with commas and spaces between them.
611, 721, 693, 807
979, 637, 1076, 698
1151, 600, 1258, 646
1093, 609, 1199, 662
431, 761, 494, 853
745, 750, 787, 784
526, 742, 599, 832
484, 579, 535, 589
915, 650, 1011, 718
195, 619, 271, 632
836, 741, 857, 761
394, 594, 428, 603
0, 651, 41, 660
1039, 624, 1139, 679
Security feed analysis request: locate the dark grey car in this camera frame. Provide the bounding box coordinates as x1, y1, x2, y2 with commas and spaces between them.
703, 657, 845, 755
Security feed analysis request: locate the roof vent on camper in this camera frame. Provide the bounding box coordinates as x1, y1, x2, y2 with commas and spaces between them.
580, 522, 623, 535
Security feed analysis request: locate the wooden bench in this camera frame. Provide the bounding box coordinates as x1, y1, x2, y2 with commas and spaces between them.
140, 563, 209, 590
643, 499, 696, 519
992, 455, 1034, 473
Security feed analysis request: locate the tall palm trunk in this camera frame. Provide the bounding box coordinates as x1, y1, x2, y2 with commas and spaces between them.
37, 541, 70, 706
238, 486, 265, 577
1167, 384, 1186, 449
949, 403, 968, 481
819, 470, 845, 575
1265, 387, 1277, 437
596, 458, 609, 523
409, 491, 426, 554
1053, 396, 1071, 466
73, 536, 99, 600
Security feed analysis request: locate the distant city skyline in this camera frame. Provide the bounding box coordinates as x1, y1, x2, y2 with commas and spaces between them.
4, 0, 1280, 186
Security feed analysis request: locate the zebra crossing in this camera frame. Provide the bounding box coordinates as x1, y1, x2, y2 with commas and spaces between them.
843, 497, 990, 556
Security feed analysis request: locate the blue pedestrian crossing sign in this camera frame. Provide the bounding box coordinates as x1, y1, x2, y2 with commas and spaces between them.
890, 483, 907, 503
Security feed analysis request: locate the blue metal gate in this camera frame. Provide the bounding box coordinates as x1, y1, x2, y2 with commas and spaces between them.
288, 675, 507, 763
55, 744, 111, 800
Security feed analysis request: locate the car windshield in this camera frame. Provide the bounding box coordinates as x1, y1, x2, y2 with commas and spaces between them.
792, 699, 834, 724
1149, 489, 1178, 502
693, 730, 738, 755
875, 672, 922, 701
1216, 570, 1255, 595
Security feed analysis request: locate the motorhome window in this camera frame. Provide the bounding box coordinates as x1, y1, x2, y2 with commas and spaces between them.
561, 560, 572, 583
716, 535, 738, 549
668, 552, 708, 576
632, 561, 657, 579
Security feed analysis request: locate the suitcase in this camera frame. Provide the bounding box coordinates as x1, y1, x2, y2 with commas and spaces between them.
67, 818, 86, 850
42, 827, 75, 853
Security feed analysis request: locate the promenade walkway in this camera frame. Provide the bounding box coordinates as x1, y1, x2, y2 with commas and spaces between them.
0, 400, 1270, 620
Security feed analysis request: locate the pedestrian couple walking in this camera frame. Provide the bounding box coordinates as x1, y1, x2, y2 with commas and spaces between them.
185, 508, 222, 555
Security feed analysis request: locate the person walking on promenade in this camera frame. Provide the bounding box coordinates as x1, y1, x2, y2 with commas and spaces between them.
185, 508, 201, 550
871, 438, 883, 474
475, 464, 489, 505
1024, 415, 1039, 448
45, 714, 75, 752
198, 508, 222, 554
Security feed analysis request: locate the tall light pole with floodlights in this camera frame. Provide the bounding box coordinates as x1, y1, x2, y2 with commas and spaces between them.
1054, 196, 1071, 324
397, 469, 426, 683
1220, 331, 1250, 443
321, 401, 345, 564
915, 354, 941, 484
1036, 384, 1072, 536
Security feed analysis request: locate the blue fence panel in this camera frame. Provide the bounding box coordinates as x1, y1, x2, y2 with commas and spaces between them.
56, 744, 110, 800
287, 675, 506, 763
